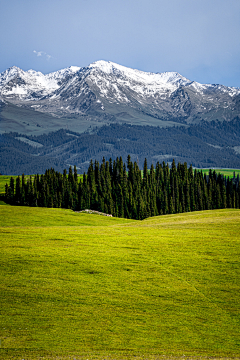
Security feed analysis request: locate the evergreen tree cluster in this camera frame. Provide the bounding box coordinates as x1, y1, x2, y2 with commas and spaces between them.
5, 157, 240, 219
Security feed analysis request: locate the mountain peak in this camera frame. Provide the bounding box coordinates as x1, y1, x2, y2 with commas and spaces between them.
7, 65, 21, 71
4, 65, 22, 76
0, 66, 24, 89
88, 60, 191, 88
69, 65, 81, 72
89, 60, 129, 74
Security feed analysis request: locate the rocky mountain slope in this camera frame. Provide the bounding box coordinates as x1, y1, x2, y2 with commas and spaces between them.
1, 61, 240, 135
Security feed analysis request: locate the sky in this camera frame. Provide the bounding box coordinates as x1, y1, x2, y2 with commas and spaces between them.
0, 0, 240, 87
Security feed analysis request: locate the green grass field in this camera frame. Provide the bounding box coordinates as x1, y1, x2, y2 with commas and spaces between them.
200, 169, 240, 178
0, 176, 18, 195
0, 205, 240, 359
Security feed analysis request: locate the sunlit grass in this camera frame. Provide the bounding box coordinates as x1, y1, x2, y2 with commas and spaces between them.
200, 168, 240, 178
0, 206, 240, 359
0, 175, 18, 194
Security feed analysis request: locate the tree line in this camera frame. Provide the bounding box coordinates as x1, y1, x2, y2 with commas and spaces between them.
5, 156, 240, 219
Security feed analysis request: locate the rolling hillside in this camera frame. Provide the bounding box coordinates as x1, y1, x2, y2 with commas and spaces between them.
0, 205, 239, 359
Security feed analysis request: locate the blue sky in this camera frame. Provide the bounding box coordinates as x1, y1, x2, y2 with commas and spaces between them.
1, 0, 240, 87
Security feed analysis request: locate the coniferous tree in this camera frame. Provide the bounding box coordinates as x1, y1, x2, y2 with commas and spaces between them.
15, 176, 21, 204
5, 156, 240, 219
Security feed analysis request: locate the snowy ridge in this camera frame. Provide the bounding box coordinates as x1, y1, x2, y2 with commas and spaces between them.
81, 60, 194, 103
89, 60, 192, 92
85, 60, 240, 103
1, 61, 239, 101
0, 60, 240, 122
90, 60, 189, 85
0, 65, 81, 99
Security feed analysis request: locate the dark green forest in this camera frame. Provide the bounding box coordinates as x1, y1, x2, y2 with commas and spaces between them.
1, 118, 240, 174
5, 157, 240, 219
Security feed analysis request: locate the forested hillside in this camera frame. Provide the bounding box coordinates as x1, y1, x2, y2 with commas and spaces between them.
1, 118, 240, 174
5, 157, 240, 219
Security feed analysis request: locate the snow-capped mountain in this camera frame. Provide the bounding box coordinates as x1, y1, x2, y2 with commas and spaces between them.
0, 65, 80, 99
0, 60, 240, 130
1, 61, 240, 175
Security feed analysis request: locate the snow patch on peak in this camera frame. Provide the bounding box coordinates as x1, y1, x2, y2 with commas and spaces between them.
69, 66, 81, 72
158, 71, 190, 85
27, 69, 43, 76
89, 60, 128, 74
6, 85, 28, 96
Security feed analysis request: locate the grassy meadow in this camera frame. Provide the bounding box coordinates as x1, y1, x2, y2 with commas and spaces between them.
0, 176, 19, 195
0, 205, 240, 359
200, 169, 240, 178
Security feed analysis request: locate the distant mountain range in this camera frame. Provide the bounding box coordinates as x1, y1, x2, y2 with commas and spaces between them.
0, 61, 240, 174
1, 60, 240, 133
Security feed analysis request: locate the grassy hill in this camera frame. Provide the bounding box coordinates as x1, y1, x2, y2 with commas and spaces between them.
0, 206, 239, 359
200, 168, 240, 178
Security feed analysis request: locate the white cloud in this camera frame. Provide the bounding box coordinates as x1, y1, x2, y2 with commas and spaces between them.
33, 50, 44, 57
33, 50, 52, 60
